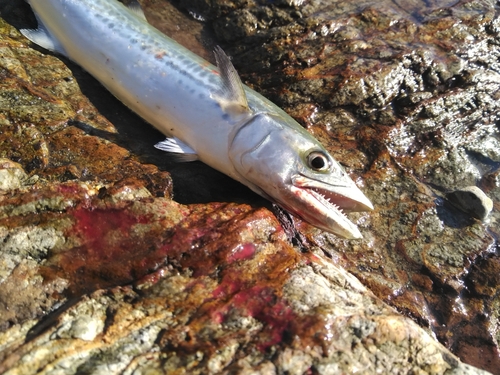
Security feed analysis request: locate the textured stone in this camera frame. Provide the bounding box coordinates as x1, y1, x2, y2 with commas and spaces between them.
0, 0, 498, 374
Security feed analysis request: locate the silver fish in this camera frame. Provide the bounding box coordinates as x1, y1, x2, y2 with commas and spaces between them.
21, 0, 373, 238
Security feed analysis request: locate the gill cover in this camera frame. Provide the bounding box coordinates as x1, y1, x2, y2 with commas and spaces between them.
228, 113, 294, 200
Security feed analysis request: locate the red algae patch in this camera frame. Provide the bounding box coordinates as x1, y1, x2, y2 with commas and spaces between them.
227, 243, 257, 263
44, 206, 154, 294
40, 201, 281, 297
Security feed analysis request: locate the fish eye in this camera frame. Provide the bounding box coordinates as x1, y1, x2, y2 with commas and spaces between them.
307, 151, 330, 172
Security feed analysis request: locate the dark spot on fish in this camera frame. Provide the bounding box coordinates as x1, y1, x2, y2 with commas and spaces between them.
108, 23, 114, 29
199, 93, 205, 100
222, 113, 230, 121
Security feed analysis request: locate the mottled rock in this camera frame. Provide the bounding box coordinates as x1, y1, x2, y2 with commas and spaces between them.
0, 246, 484, 374
174, 0, 500, 372
0, 0, 498, 374
0, 159, 27, 192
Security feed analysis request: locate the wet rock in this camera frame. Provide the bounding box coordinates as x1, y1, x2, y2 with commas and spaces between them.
0, 159, 27, 192
446, 186, 494, 221
0, 0, 498, 374
0, 160, 470, 373
172, 0, 500, 372
0, 242, 485, 374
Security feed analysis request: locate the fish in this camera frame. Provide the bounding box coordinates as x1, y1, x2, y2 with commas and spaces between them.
20, 0, 374, 239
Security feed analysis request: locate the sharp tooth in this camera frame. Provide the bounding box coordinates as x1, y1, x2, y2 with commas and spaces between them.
307, 188, 350, 220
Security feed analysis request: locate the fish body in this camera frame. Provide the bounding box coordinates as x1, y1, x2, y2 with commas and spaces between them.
21, 0, 373, 238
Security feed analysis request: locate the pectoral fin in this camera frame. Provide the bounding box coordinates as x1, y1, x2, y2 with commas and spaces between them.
213, 46, 250, 117
155, 137, 199, 162
20, 21, 66, 55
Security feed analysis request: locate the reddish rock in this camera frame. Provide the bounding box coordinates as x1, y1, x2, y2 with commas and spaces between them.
0, 0, 498, 373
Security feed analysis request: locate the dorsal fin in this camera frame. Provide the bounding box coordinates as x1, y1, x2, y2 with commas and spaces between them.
213, 46, 250, 116
123, 0, 147, 21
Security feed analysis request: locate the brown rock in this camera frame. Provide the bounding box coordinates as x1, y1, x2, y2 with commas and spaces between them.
0, 0, 498, 374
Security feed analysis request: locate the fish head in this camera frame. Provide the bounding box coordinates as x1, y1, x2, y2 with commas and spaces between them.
228, 112, 373, 239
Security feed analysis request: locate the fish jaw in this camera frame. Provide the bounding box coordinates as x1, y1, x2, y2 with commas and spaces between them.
292, 175, 374, 212
286, 186, 362, 239
287, 175, 373, 239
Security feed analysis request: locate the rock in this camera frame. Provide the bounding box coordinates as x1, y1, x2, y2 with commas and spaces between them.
446, 186, 494, 221
0, 159, 27, 193
0, 240, 488, 374
0, 0, 498, 374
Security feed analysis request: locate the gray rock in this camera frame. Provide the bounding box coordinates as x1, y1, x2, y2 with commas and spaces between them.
446, 186, 494, 221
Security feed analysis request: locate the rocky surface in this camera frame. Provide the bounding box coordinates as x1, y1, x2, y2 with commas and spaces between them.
0, 0, 498, 374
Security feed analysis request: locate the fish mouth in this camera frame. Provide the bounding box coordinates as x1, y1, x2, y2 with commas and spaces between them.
289, 175, 374, 239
